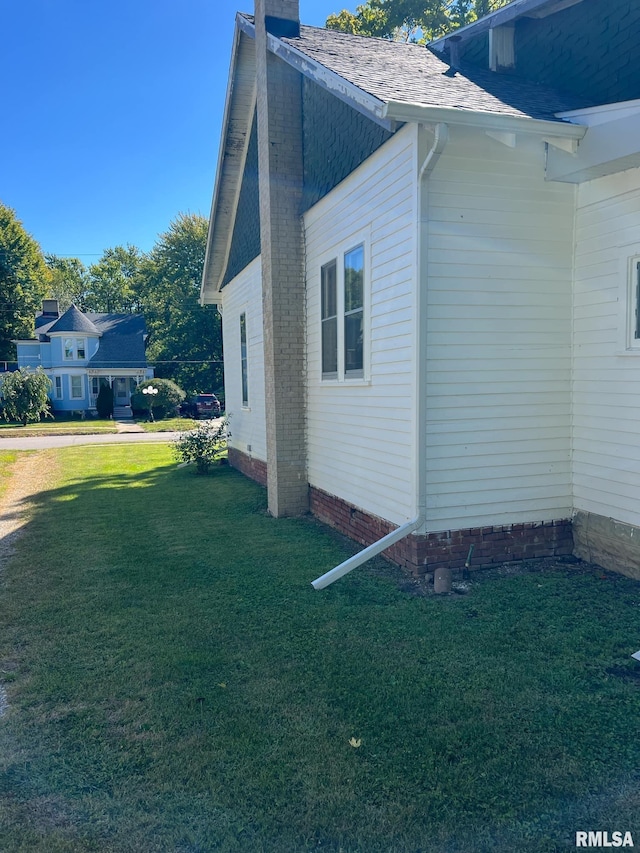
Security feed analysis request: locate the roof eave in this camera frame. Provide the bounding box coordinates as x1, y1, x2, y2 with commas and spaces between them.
383, 100, 587, 139
201, 19, 257, 304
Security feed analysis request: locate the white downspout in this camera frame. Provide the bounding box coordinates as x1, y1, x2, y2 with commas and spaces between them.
312, 123, 449, 591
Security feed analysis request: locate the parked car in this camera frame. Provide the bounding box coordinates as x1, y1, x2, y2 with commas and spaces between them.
180, 393, 222, 419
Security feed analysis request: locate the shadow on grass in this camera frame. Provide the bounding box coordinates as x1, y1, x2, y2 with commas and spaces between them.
1, 445, 640, 852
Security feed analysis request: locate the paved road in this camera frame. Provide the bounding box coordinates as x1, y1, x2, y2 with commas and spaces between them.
0, 431, 183, 450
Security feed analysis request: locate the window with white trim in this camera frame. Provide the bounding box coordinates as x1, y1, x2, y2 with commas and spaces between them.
54, 376, 63, 400
240, 312, 249, 408
63, 338, 86, 360
70, 375, 83, 399
320, 241, 367, 381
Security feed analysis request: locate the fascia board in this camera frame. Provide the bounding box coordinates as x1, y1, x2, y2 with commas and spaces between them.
383, 100, 587, 139
201, 21, 256, 304
547, 110, 640, 182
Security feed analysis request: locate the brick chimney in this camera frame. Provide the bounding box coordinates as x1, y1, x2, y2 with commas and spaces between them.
255, 0, 308, 517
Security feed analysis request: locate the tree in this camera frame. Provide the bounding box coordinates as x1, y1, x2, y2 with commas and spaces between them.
130, 378, 185, 420
1, 367, 52, 425
140, 214, 223, 395
84, 245, 144, 313
45, 255, 89, 312
0, 204, 51, 361
95, 380, 114, 419
326, 0, 514, 42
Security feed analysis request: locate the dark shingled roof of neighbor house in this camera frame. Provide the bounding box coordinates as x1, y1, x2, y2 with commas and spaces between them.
242, 16, 590, 122
87, 314, 148, 368
46, 304, 101, 336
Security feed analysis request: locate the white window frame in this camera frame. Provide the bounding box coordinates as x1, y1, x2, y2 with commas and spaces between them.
318, 233, 370, 384
70, 375, 84, 399
240, 312, 249, 408
63, 337, 87, 361
54, 375, 63, 400
626, 255, 640, 351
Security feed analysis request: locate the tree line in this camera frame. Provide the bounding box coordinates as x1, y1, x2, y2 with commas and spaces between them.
0, 204, 221, 395
326, 0, 514, 41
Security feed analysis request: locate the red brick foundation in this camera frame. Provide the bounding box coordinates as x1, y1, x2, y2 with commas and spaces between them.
310, 486, 573, 577
228, 447, 268, 487
228, 449, 574, 576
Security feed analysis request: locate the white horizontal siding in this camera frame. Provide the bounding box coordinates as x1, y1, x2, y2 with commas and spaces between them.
572, 167, 640, 526
425, 127, 575, 530
305, 126, 417, 525
220, 257, 266, 462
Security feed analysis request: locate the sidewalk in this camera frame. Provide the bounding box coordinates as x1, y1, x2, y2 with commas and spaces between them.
0, 430, 183, 450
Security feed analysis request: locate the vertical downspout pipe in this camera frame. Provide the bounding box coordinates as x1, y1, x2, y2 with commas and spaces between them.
311, 123, 449, 590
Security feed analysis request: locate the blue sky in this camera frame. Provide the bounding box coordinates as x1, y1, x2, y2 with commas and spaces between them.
1, 0, 343, 261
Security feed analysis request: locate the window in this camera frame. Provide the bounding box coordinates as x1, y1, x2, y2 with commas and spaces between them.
320, 241, 367, 381
344, 245, 364, 377
63, 338, 86, 360
321, 260, 337, 377
91, 377, 99, 397
54, 376, 63, 400
240, 312, 249, 407
70, 375, 83, 399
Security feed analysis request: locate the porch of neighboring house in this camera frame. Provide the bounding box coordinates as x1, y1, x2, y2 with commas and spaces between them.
88, 373, 144, 420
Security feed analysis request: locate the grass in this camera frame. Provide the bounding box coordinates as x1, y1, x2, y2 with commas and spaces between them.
1, 445, 640, 851
0, 418, 117, 437
0, 450, 19, 502
135, 416, 199, 432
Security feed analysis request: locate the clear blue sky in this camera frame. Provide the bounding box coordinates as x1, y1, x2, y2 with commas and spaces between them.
1, 0, 342, 261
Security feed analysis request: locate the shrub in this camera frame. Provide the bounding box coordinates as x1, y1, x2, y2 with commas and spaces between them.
172, 417, 229, 474
1, 367, 52, 426
131, 378, 185, 420
96, 381, 114, 419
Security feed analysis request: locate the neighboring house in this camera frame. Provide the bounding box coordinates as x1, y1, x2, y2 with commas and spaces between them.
201, 0, 640, 579
14, 300, 153, 415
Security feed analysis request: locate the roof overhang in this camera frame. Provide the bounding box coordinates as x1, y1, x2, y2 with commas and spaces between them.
547, 100, 640, 182
384, 100, 587, 141
200, 14, 396, 304
430, 0, 584, 53
201, 19, 257, 304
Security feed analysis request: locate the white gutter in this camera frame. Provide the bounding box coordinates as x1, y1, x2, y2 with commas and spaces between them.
312, 122, 449, 590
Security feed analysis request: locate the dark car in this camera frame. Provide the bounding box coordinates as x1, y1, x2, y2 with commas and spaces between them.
180, 393, 222, 419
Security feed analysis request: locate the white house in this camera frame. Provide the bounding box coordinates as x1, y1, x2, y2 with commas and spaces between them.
202, 0, 640, 579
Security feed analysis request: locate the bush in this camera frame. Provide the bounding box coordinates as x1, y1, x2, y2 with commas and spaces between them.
131, 378, 185, 420
172, 417, 229, 474
96, 381, 114, 419
1, 367, 52, 426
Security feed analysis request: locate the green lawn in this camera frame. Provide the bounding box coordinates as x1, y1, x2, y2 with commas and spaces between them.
1, 445, 640, 852
0, 418, 117, 437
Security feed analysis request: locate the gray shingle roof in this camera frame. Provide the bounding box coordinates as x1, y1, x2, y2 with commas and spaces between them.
47, 304, 101, 335
272, 22, 588, 121
87, 314, 148, 369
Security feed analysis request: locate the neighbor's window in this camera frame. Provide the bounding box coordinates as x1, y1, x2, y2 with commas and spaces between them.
91, 377, 99, 397
54, 376, 63, 399
240, 312, 249, 407
344, 245, 364, 377
70, 375, 83, 399
63, 338, 86, 360
321, 259, 338, 378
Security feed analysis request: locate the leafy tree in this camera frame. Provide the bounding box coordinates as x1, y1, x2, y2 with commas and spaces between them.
45, 255, 89, 312
326, 0, 514, 41
130, 378, 185, 420
140, 214, 223, 395
0, 204, 51, 361
1, 367, 52, 425
84, 245, 144, 313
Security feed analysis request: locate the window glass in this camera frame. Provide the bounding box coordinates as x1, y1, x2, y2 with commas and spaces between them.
76, 339, 86, 359
71, 375, 83, 399
240, 313, 249, 407
344, 245, 364, 375
321, 260, 337, 376
55, 376, 63, 399
64, 339, 74, 359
